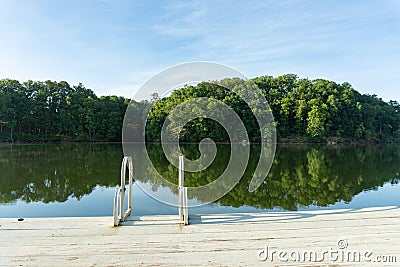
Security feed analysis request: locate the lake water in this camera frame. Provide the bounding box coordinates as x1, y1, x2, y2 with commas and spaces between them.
0, 143, 399, 217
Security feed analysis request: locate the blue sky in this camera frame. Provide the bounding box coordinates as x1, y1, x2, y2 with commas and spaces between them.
0, 0, 399, 101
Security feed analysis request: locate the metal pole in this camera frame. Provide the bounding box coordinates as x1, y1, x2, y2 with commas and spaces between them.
120, 158, 126, 221
128, 157, 133, 211
184, 187, 188, 225
113, 188, 119, 226
178, 155, 184, 222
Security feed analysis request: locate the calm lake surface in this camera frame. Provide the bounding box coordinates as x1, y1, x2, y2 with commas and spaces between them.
0, 143, 399, 217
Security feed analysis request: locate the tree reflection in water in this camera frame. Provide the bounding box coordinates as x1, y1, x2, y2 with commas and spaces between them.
0, 144, 399, 211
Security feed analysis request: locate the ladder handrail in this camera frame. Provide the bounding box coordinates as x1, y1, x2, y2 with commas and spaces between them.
113, 156, 133, 226
178, 155, 189, 225
113, 155, 189, 226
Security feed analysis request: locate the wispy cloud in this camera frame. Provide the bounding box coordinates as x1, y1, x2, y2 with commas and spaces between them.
0, 0, 399, 100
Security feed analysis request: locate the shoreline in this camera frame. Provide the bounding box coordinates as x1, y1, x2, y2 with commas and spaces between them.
0, 138, 396, 145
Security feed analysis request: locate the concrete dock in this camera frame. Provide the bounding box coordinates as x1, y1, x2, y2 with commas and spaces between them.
1, 206, 399, 266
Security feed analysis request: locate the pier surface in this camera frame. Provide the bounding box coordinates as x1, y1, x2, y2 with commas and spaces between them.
1, 206, 399, 266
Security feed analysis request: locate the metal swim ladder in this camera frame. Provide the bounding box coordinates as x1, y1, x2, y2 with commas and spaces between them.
113, 156, 133, 226
113, 155, 189, 226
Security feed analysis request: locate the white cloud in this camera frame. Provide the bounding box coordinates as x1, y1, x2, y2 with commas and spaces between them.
0, 0, 399, 101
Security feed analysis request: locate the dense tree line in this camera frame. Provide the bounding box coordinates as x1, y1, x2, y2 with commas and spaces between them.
146, 75, 400, 143
253, 74, 400, 142
145, 79, 263, 143
0, 79, 129, 141
1, 75, 399, 142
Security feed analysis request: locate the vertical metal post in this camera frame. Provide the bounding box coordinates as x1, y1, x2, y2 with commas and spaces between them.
120, 158, 126, 222
183, 187, 188, 225
178, 155, 188, 225
178, 155, 184, 221
113, 188, 119, 226
128, 158, 133, 211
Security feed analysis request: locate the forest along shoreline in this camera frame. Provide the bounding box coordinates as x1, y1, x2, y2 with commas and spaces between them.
0, 140, 392, 145
1, 74, 399, 144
